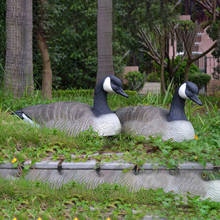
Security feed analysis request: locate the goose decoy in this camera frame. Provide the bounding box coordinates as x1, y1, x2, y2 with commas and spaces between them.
15, 75, 128, 136
116, 81, 202, 142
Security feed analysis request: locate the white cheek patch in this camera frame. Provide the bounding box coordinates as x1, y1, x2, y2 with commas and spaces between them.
22, 113, 39, 127
103, 77, 115, 93
178, 83, 188, 99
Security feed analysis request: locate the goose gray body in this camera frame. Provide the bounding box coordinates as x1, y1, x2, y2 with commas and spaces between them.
20, 102, 122, 136
15, 75, 128, 136
116, 82, 202, 142
20, 102, 94, 135
116, 105, 195, 142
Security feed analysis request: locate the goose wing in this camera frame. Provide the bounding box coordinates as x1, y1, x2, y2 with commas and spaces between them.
21, 102, 94, 135
116, 105, 168, 137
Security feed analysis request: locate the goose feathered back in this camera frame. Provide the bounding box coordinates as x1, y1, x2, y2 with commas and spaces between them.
116, 105, 168, 136
116, 105, 195, 142
116, 82, 202, 142
21, 102, 93, 135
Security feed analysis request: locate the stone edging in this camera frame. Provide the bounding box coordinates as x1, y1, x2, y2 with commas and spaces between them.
0, 161, 218, 170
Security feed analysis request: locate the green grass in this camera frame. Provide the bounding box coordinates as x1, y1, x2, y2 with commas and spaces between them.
0, 90, 219, 219
0, 90, 219, 168
0, 178, 219, 219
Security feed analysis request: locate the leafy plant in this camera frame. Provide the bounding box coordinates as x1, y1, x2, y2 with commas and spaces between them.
189, 72, 211, 89
146, 72, 160, 82
124, 71, 145, 91
173, 58, 211, 88
153, 57, 211, 88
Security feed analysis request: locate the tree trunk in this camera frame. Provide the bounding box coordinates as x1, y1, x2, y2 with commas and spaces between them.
4, 0, 34, 97
37, 31, 52, 99
38, 0, 52, 99
184, 0, 189, 15
184, 60, 191, 81
160, 34, 166, 94
96, 0, 114, 84
213, 0, 217, 22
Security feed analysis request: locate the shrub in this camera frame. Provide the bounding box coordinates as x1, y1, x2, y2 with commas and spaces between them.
124, 71, 145, 91
53, 89, 93, 98
146, 72, 160, 82
153, 57, 211, 88
189, 73, 211, 89
53, 89, 137, 98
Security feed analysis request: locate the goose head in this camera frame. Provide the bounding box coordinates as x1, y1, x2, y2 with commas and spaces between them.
93, 75, 128, 116
101, 75, 128, 98
178, 81, 202, 106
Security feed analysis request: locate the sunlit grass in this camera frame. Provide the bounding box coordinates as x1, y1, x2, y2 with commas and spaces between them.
0, 178, 219, 219
0, 90, 219, 167
0, 89, 219, 219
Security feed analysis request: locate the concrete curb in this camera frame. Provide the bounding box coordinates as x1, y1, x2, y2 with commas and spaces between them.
0, 161, 217, 170
0, 160, 219, 202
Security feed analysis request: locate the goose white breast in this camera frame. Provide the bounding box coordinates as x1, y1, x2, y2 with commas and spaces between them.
93, 113, 121, 136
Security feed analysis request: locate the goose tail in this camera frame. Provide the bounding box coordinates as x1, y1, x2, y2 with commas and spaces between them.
14, 110, 24, 119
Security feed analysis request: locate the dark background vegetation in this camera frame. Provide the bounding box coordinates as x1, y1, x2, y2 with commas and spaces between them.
0, 0, 219, 90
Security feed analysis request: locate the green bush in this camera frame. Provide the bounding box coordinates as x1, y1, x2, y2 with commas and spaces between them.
124, 71, 145, 91
1, 1, 129, 90
173, 58, 211, 89
153, 57, 211, 88
53, 89, 137, 98
189, 73, 211, 89
53, 89, 94, 98
146, 72, 160, 82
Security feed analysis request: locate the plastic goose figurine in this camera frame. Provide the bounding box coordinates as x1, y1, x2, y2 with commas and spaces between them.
116, 81, 202, 142
15, 75, 128, 136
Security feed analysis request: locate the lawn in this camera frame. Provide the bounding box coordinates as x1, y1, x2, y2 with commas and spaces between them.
0, 178, 219, 219
0, 90, 219, 219
0, 90, 219, 168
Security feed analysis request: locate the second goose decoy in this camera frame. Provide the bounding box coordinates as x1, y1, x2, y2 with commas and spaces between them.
15, 75, 128, 136
116, 81, 202, 142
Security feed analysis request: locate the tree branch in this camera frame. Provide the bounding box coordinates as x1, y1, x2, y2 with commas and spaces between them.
173, 0, 182, 10
139, 49, 160, 65
173, 53, 187, 73
138, 29, 161, 63
191, 42, 217, 63
194, 0, 219, 18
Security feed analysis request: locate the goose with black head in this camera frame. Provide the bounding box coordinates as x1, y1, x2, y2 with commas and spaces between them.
15, 75, 128, 136
116, 81, 202, 142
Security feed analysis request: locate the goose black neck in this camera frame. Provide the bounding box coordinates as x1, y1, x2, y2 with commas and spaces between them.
92, 87, 112, 117
167, 89, 187, 121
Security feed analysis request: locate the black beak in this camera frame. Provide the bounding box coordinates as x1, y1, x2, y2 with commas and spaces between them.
116, 87, 128, 98
190, 95, 202, 106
